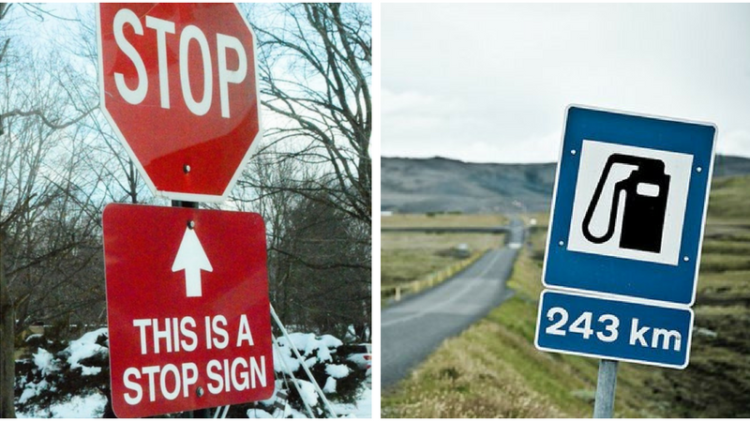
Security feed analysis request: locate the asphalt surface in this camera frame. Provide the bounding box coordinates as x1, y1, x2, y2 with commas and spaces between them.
381, 219, 525, 389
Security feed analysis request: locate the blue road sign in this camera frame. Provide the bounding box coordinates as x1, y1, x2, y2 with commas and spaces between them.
535, 290, 693, 369
543, 105, 716, 305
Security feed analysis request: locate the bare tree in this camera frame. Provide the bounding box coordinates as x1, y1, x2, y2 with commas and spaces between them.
235, 159, 370, 341
277, 193, 370, 340
230, 3, 372, 342
0, 5, 100, 416
245, 3, 372, 226
61, 3, 147, 205
233, 149, 312, 323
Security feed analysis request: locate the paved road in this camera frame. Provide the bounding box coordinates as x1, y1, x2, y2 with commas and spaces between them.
381, 219, 525, 389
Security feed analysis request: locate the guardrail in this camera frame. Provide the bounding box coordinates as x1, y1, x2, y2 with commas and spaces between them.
381, 249, 490, 305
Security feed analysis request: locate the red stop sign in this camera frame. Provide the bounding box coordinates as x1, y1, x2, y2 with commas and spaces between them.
97, 3, 261, 202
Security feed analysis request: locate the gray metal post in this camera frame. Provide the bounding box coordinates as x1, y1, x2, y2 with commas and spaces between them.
593, 359, 618, 418
173, 199, 204, 419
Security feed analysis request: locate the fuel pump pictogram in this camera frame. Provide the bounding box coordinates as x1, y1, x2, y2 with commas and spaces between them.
582, 154, 670, 253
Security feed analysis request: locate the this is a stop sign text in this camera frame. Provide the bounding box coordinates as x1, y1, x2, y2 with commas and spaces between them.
103, 204, 274, 417
97, 3, 262, 202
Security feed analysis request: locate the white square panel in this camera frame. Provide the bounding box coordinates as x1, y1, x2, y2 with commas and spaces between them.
567, 140, 693, 266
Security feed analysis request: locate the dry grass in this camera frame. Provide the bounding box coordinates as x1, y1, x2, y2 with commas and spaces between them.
381, 229, 504, 287
382, 311, 567, 418
381, 213, 509, 228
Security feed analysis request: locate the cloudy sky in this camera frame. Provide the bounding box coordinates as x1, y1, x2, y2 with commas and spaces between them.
382, 3, 750, 163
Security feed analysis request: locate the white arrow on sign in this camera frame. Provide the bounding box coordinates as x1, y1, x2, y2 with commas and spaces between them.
171, 227, 213, 297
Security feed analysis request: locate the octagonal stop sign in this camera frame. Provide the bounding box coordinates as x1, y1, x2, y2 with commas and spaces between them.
97, 3, 262, 202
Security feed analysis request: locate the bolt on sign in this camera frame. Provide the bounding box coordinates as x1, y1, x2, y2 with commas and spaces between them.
535, 105, 716, 369
103, 204, 274, 417
97, 3, 262, 202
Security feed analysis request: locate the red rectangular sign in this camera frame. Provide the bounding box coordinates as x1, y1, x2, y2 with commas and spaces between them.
103, 203, 274, 417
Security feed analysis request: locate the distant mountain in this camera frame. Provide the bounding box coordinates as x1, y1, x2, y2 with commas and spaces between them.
381, 155, 750, 213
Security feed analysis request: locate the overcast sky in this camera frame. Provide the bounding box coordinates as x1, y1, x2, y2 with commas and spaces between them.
382, 3, 750, 163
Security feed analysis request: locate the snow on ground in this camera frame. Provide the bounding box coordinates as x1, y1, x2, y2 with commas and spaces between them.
288, 407, 310, 418
32, 348, 57, 377
246, 408, 274, 418
286, 333, 341, 359
323, 376, 337, 393
319, 334, 344, 350
17, 392, 107, 418
67, 328, 107, 376
297, 380, 319, 407
17, 385, 372, 419
246, 385, 372, 419
316, 344, 333, 362
325, 364, 350, 379
274, 332, 343, 375
18, 379, 51, 405
334, 387, 372, 418
304, 356, 317, 368
18, 348, 59, 406
273, 344, 302, 373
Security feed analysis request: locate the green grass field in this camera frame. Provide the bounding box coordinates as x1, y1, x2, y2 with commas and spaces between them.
381, 214, 506, 287
383, 175, 750, 418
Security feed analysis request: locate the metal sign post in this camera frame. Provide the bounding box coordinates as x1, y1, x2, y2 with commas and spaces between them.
173, 201, 206, 420
593, 359, 618, 418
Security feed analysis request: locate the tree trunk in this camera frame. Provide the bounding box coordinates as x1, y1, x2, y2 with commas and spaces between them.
0, 6, 13, 413
0, 230, 16, 418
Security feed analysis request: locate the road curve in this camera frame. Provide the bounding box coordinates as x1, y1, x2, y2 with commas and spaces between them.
381, 219, 525, 389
